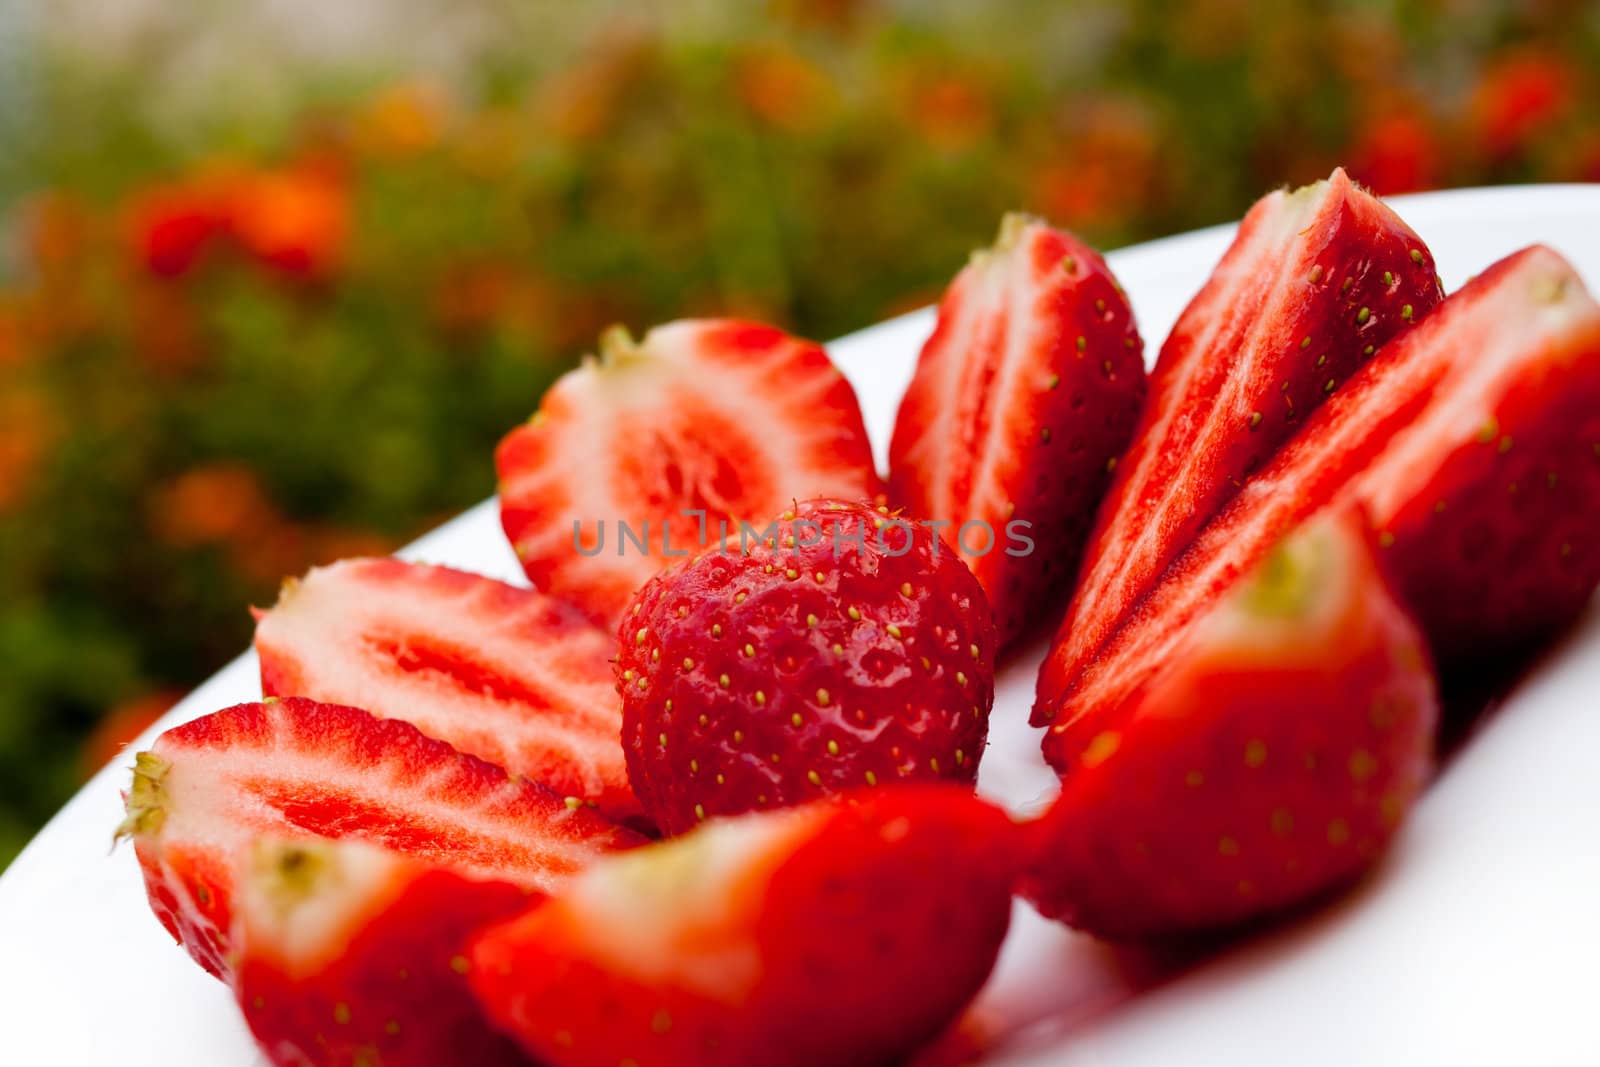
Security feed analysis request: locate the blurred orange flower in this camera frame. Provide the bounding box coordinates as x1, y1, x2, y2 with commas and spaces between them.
354, 82, 449, 158
1349, 107, 1443, 195
1031, 100, 1162, 233
229, 163, 351, 280
150, 463, 278, 547
1471, 50, 1578, 160
735, 47, 832, 130
902, 71, 993, 151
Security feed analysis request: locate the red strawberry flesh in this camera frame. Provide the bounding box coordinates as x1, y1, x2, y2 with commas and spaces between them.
254, 558, 638, 821
1025, 508, 1438, 939
889, 213, 1147, 649
497, 320, 880, 628
1042, 169, 1442, 717
1039, 244, 1600, 762
469, 786, 1019, 1067
119, 697, 641, 980
235, 839, 534, 1067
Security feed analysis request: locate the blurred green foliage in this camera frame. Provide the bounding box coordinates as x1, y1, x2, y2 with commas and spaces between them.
0, 0, 1596, 867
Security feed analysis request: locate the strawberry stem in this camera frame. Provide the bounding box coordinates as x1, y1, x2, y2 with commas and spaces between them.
597, 324, 642, 369
114, 751, 171, 843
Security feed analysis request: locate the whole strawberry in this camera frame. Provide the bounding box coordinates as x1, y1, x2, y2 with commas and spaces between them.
618, 499, 997, 834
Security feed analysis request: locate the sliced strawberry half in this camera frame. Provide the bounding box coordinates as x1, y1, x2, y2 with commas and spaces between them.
1024, 508, 1438, 939
118, 697, 642, 981
888, 213, 1147, 650
469, 786, 1020, 1067
253, 558, 638, 823
1040, 169, 1442, 716
497, 320, 881, 628
1038, 244, 1600, 762
235, 838, 534, 1067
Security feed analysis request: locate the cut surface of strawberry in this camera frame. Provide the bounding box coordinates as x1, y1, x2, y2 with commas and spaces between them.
254, 558, 637, 822
1024, 508, 1438, 940
469, 786, 1020, 1067
617, 499, 997, 835
235, 838, 534, 1067
1038, 244, 1600, 757
1041, 169, 1442, 716
888, 213, 1147, 650
497, 320, 880, 628
119, 698, 641, 981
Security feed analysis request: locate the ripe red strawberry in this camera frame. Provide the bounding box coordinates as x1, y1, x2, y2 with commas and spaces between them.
235, 839, 534, 1067
1024, 508, 1438, 939
469, 786, 1020, 1067
1041, 169, 1442, 717
253, 558, 638, 823
616, 499, 997, 835
1037, 245, 1600, 757
497, 320, 881, 628
888, 213, 1147, 650
119, 698, 642, 981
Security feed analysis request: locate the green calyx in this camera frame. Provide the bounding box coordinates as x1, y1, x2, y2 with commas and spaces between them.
114, 751, 171, 843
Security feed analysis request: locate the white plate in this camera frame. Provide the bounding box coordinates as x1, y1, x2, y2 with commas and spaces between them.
3, 184, 1599, 1067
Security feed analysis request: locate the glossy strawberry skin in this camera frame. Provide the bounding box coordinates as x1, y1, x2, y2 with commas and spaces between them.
497, 320, 880, 629
889, 214, 1146, 650
1024, 509, 1438, 940
120, 698, 642, 981
1037, 245, 1600, 755
1042, 169, 1441, 719
254, 558, 638, 822
617, 499, 997, 835
469, 786, 1021, 1067
1374, 325, 1600, 662
236, 841, 535, 1067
